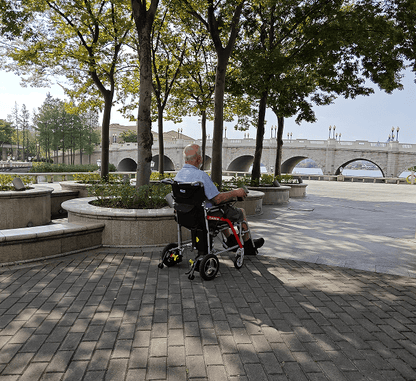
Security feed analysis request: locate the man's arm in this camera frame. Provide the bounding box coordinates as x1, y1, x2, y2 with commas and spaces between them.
212, 188, 247, 205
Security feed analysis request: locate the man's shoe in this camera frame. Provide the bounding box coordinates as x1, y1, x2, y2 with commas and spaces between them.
244, 239, 257, 255
253, 238, 264, 250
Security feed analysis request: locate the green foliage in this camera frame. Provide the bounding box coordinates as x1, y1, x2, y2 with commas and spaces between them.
73, 172, 123, 184
89, 182, 170, 209
30, 162, 117, 173
221, 174, 299, 190
0, 175, 34, 191
0, 119, 13, 145
119, 130, 137, 143
150, 172, 175, 181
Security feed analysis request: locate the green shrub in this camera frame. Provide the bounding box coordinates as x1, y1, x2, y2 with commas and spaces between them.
73, 173, 124, 184
150, 172, 175, 181
30, 162, 117, 173
221, 173, 300, 190
0, 175, 34, 191
89, 181, 171, 209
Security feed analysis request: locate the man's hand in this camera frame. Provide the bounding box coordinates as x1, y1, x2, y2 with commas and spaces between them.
212, 187, 247, 205
234, 187, 247, 200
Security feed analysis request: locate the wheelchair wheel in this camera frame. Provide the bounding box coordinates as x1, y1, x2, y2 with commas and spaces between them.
199, 254, 219, 281
161, 243, 182, 267
234, 251, 244, 269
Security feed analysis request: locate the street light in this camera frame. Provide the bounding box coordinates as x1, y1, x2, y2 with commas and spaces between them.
396, 127, 400, 141
290, 132, 292, 141
339, 133, 341, 141
329, 126, 332, 139
224, 126, 227, 138
333, 125, 336, 139
391, 127, 395, 141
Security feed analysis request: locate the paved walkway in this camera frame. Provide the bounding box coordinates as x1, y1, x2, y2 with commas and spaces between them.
0, 181, 416, 380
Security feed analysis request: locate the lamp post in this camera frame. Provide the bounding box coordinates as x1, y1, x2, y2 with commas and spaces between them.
339, 133, 341, 142
335, 133, 338, 141
329, 126, 332, 139
333, 125, 336, 139
396, 127, 400, 141
224, 126, 227, 138
290, 132, 292, 141
287, 132, 289, 140
391, 127, 395, 141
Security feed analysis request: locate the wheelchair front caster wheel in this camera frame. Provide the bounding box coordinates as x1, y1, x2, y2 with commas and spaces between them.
158, 263, 164, 269
199, 254, 219, 281
234, 253, 244, 269
188, 274, 195, 280
161, 243, 182, 267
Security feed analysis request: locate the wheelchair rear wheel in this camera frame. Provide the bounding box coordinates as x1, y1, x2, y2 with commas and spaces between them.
161, 243, 182, 267
199, 254, 219, 281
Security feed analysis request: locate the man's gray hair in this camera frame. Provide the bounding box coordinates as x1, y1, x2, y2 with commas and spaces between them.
183, 144, 201, 162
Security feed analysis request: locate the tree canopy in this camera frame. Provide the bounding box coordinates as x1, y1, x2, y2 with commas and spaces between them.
0, 0, 411, 181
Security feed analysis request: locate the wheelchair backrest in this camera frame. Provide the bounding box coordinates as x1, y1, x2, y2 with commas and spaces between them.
171, 181, 206, 230
172, 181, 206, 206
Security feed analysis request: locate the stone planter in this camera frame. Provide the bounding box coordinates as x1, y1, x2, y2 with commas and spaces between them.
247, 186, 290, 205
234, 190, 264, 215
286, 183, 308, 198
60, 181, 91, 198
62, 197, 190, 247
0, 186, 53, 229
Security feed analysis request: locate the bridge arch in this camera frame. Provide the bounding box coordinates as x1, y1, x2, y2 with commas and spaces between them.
151, 155, 175, 171
227, 155, 254, 172
336, 158, 385, 176
281, 155, 325, 174
117, 158, 137, 172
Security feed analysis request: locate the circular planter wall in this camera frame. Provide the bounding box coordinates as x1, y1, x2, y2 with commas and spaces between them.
0, 187, 52, 229
287, 183, 308, 198
62, 197, 190, 247
60, 181, 91, 197
247, 186, 290, 205
234, 190, 264, 215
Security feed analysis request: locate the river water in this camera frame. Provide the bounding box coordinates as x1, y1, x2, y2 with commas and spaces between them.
292, 167, 411, 178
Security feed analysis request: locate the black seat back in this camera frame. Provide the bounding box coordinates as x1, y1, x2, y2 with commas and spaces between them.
172, 181, 206, 230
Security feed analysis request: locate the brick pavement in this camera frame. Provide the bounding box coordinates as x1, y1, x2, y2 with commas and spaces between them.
1, 247, 416, 380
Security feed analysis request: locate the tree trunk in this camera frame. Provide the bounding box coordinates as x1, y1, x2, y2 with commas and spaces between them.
201, 109, 207, 170
208, 2, 244, 187
100, 92, 112, 180
251, 90, 268, 184
211, 51, 228, 187
132, 0, 159, 187
158, 105, 164, 174
274, 116, 284, 176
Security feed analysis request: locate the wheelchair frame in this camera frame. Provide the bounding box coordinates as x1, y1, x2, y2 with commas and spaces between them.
158, 179, 252, 281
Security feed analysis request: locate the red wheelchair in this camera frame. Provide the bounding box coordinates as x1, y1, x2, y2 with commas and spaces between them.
158, 179, 254, 281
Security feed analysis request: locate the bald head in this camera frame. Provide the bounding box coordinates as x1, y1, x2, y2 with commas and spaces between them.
184, 144, 202, 167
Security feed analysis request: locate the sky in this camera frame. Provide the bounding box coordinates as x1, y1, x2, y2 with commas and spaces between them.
1, 67, 415, 144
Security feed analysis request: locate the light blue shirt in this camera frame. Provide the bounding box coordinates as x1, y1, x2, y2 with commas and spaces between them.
175, 164, 220, 207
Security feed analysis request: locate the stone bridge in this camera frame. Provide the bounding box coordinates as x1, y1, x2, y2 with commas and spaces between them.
106, 138, 416, 177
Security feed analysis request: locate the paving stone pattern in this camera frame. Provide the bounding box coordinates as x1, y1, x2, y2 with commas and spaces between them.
1, 248, 416, 380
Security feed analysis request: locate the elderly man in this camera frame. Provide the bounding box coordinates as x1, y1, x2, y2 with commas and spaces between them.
175, 143, 264, 255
